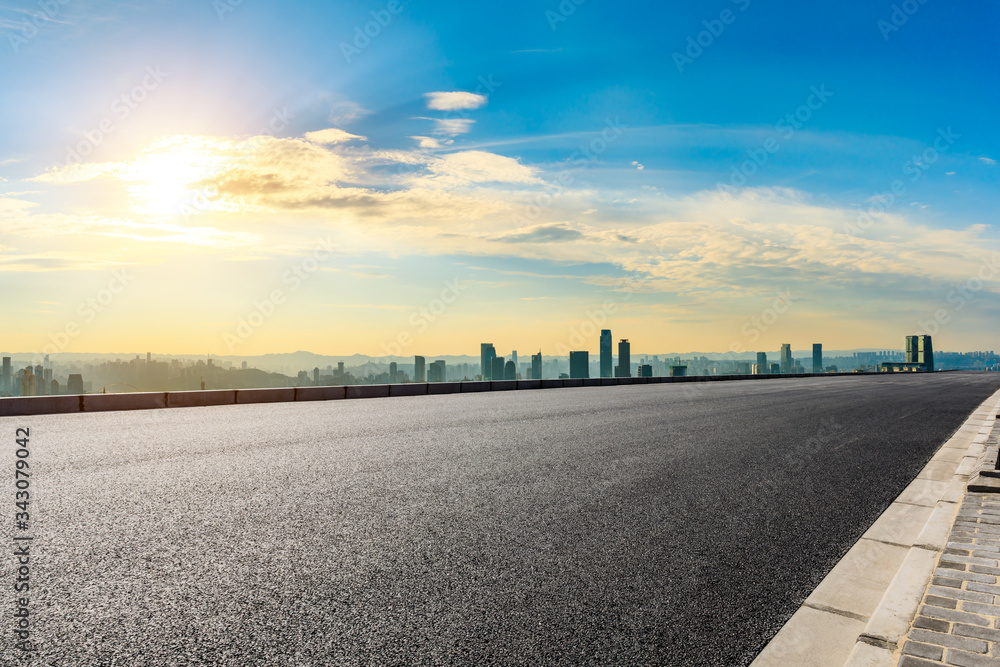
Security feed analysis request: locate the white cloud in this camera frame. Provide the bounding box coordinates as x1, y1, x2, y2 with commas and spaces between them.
328, 101, 372, 126
303, 128, 367, 145
424, 92, 487, 111
410, 136, 444, 149
632, 161, 645, 170
418, 117, 476, 136
980, 156, 997, 166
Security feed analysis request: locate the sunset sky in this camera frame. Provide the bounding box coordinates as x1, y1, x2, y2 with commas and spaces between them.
1, 0, 998, 357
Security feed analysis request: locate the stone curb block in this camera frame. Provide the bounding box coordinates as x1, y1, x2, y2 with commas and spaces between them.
460, 381, 491, 393
516, 380, 541, 390
83, 392, 166, 412
0, 395, 82, 416
166, 390, 236, 408
296, 386, 347, 401
346, 385, 389, 399
490, 381, 518, 391
236, 388, 296, 404
428, 383, 461, 395
388, 384, 427, 397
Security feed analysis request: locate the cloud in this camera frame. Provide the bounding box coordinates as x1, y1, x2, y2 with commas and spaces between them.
980, 156, 997, 165
424, 92, 488, 111
495, 223, 585, 244
422, 151, 542, 186
303, 129, 366, 145
417, 117, 477, 136
632, 161, 645, 170
410, 136, 445, 149
328, 101, 372, 126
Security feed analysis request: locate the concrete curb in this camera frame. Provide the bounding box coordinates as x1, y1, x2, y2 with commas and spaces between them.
750, 387, 1000, 667
0, 370, 915, 418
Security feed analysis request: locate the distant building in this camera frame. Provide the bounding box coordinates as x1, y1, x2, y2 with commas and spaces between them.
904, 335, 934, 371
637, 364, 652, 378
569, 351, 590, 379
21, 370, 35, 397
531, 352, 542, 381
313, 367, 320, 384
481, 343, 497, 380
600, 329, 613, 378
428, 360, 446, 382
67, 374, 84, 394
780, 344, 792, 374
756, 352, 767, 375
1, 356, 10, 395
389, 362, 398, 384
769, 362, 780, 374
492, 356, 506, 382
670, 365, 687, 377
812, 344, 822, 373
616, 339, 631, 378
511, 350, 518, 370
50, 380, 59, 395
34, 365, 44, 395
905, 336, 919, 364
414, 356, 426, 383
504, 360, 516, 381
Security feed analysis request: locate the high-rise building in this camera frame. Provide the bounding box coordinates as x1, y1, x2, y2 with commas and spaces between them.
769, 362, 780, 374
1, 356, 10, 395
780, 344, 792, 374
637, 364, 652, 378
756, 352, 767, 375
569, 351, 589, 379
492, 356, 506, 382
147, 352, 151, 364
67, 374, 84, 394
414, 356, 426, 383
511, 350, 518, 369
616, 339, 631, 378
504, 360, 516, 381
531, 352, 542, 381
906, 336, 919, 364
670, 365, 687, 377
481, 343, 497, 380
917, 335, 934, 371
428, 360, 446, 382
812, 344, 823, 373
313, 367, 320, 384
600, 329, 613, 378
389, 362, 398, 384
21, 370, 35, 397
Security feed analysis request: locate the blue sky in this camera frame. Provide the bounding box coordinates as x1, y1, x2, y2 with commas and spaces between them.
1, 0, 998, 356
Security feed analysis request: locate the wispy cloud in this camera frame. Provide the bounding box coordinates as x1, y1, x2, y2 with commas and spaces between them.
424, 91, 487, 111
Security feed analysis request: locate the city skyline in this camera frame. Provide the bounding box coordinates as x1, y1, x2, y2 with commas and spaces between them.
0, 2, 998, 355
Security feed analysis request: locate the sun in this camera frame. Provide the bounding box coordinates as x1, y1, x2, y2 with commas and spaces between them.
116, 138, 232, 216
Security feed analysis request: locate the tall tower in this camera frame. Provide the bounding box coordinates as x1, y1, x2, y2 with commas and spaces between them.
600, 330, 613, 378
389, 362, 398, 384
905, 336, 919, 364
918, 335, 934, 371
756, 352, 767, 375
531, 352, 542, 381
616, 340, 631, 378
414, 356, 426, 383
1, 357, 10, 395
812, 344, 823, 373
480, 343, 496, 381
780, 344, 792, 374
569, 351, 589, 379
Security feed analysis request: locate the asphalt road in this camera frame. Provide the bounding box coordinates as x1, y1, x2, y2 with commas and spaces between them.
3, 372, 1000, 666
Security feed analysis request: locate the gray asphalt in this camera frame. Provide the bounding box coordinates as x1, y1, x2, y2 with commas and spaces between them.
3, 372, 999, 666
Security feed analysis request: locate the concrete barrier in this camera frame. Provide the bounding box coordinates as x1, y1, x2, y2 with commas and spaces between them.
236, 388, 296, 404
560, 378, 583, 388
346, 385, 390, 399
582, 378, 602, 387
541, 379, 563, 389
296, 386, 347, 402
0, 395, 81, 417
428, 382, 461, 395
167, 390, 236, 408
389, 384, 428, 397
517, 380, 541, 390
491, 381, 518, 391
83, 392, 167, 412
461, 382, 491, 393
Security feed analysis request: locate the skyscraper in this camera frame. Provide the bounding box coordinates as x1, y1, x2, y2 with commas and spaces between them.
812, 344, 823, 373
600, 329, 613, 378
779, 344, 792, 373
313, 367, 320, 384
67, 374, 83, 394
905, 336, 919, 364
531, 352, 542, 381
1, 357, 10, 395
918, 335, 934, 371
569, 351, 589, 379
756, 352, 767, 375
428, 360, 446, 382
21, 370, 35, 397
511, 350, 518, 370
504, 360, 516, 381
491, 356, 506, 382
34, 365, 45, 395
481, 343, 497, 380
414, 356, 426, 383
616, 339, 631, 378
637, 364, 652, 377
389, 362, 398, 384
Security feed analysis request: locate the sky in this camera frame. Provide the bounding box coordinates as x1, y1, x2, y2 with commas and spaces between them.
1, 0, 998, 358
